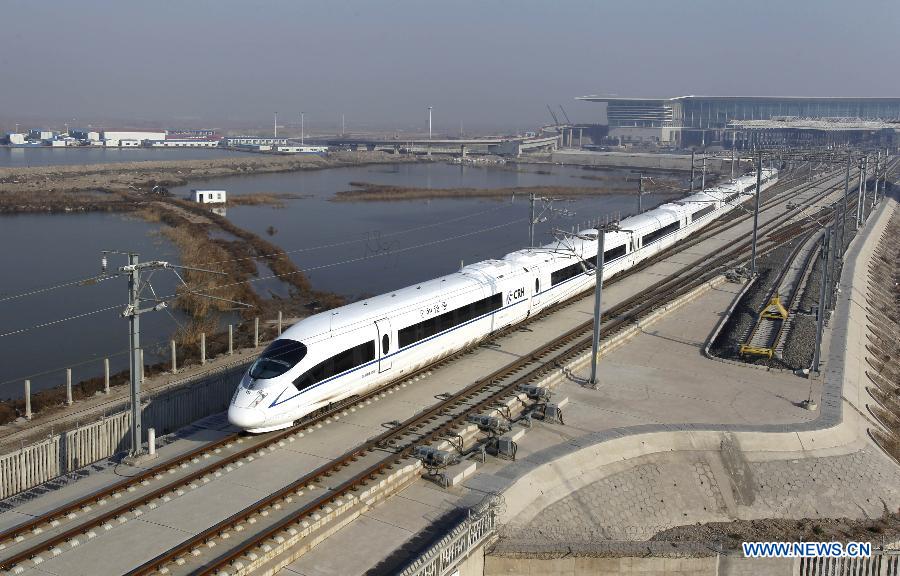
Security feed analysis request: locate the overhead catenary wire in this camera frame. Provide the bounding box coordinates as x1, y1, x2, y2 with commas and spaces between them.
0, 215, 527, 348
0, 204, 514, 306
0, 303, 125, 339
0, 273, 115, 304
185, 202, 517, 269
160, 216, 529, 299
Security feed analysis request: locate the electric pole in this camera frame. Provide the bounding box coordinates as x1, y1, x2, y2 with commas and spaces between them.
126, 253, 142, 458
731, 142, 736, 181
529, 192, 536, 247
855, 156, 865, 229
701, 155, 707, 190
872, 151, 880, 207
589, 224, 611, 388
690, 151, 695, 192
840, 149, 851, 257
810, 227, 830, 379
637, 173, 644, 214
104, 252, 233, 459
300, 111, 305, 145
750, 151, 762, 276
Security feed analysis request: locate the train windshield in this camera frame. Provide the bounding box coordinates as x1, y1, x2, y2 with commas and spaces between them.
249, 339, 307, 380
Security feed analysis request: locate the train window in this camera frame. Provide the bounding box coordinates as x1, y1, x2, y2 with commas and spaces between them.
398, 294, 503, 349
249, 339, 308, 380
640, 221, 680, 246
584, 244, 625, 269
550, 259, 591, 287
382, 334, 390, 354
292, 340, 374, 391
692, 204, 716, 220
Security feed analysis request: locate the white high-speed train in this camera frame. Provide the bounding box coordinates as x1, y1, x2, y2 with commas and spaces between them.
228, 169, 778, 432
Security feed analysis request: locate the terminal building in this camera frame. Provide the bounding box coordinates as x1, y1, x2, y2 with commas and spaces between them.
577, 95, 900, 148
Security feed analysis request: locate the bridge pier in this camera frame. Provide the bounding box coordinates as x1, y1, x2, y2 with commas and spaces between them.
460, 144, 467, 159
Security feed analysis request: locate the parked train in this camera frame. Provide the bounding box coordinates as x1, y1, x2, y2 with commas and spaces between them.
228, 169, 778, 432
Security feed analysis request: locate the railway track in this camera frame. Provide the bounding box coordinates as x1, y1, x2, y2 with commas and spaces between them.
740, 229, 821, 358
0, 163, 852, 575
121, 166, 854, 576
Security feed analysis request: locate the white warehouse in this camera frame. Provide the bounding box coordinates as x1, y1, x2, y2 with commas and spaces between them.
102, 130, 167, 143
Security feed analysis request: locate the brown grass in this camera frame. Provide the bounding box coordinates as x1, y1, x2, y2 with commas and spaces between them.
227, 193, 311, 207
0, 188, 133, 213
332, 182, 684, 202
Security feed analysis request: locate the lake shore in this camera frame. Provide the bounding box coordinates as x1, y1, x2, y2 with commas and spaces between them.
0, 151, 422, 212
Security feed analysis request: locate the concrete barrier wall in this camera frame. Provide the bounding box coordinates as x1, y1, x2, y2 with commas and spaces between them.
0, 436, 61, 500
483, 554, 896, 576
0, 360, 250, 500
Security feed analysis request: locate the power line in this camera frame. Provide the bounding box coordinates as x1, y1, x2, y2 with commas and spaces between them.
164, 217, 529, 298
0, 273, 113, 304
189, 203, 516, 269
0, 303, 124, 339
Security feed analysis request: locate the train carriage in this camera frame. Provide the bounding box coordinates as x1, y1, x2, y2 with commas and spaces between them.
229, 168, 778, 432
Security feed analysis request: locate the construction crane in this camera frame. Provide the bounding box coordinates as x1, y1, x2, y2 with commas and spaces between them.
558, 104, 572, 125
546, 104, 561, 127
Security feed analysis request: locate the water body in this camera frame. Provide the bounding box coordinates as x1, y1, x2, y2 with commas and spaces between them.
1, 162, 682, 400
0, 213, 181, 399
172, 162, 679, 299
0, 146, 254, 167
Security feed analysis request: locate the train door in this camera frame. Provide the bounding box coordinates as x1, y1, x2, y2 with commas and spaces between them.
375, 318, 393, 373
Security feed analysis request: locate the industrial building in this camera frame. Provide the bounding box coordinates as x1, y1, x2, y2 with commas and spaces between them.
275, 145, 328, 154
101, 130, 167, 144
165, 129, 221, 141
69, 129, 101, 142
577, 95, 900, 147
223, 136, 290, 147
148, 139, 221, 148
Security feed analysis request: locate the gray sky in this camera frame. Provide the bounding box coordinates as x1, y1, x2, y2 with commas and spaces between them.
2, 0, 898, 132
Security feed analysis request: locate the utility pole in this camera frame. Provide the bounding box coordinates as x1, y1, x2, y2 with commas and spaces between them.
104, 252, 233, 459
529, 192, 536, 247
589, 224, 615, 387
126, 253, 143, 459
300, 112, 305, 145
701, 155, 707, 190
827, 206, 839, 311
855, 157, 866, 229
690, 151, 695, 192
872, 151, 881, 206
637, 173, 644, 214
274, 112, 278, 139
341, 114, 345, 137
750, 151, 762, 276
731, 143, 736, 181
840, 150, 851, 257
810, 227, 830, 379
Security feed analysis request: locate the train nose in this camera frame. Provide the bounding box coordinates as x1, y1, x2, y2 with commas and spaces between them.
227, 405, 267, 430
